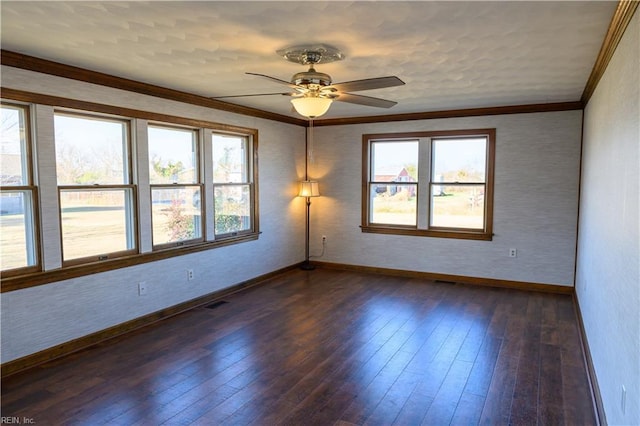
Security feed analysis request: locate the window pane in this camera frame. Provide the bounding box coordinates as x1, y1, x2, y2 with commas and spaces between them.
214, 185, 251, 235
54, 114, 129, 185
212, 134, 247, 183
151, 186, 202, 245
431, 185, 485, 229
371, 141, 418, 182
370, 183, 417, 226
432, 138, 487, 183
148, 126, 197, 184
1, 190, 36, 269
60, 189, 135, 261
1, 105, 29, 186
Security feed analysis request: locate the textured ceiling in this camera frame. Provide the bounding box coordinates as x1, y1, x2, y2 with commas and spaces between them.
1, 1, 617, 120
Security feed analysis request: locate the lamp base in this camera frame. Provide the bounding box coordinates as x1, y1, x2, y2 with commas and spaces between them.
300, 261, 316, 271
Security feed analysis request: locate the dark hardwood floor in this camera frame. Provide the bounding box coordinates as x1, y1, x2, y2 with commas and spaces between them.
1, 268, 596, 425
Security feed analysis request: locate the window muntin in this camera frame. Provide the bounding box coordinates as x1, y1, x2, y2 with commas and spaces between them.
1, 103, 39, 274
54, 112, 136, 263
212, 133, 253, 237
363, 130, 494, 240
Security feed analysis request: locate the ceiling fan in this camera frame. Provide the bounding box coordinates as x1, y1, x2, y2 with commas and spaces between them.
213, 44, 405, 118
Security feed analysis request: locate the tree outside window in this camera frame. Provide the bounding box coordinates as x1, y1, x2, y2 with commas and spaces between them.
148, 125, 202, 248
54, 112, 136, 263
212, 133, 253, 236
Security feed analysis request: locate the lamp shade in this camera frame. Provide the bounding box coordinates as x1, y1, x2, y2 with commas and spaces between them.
298, 180, 320, 197
291, 97, 332, 118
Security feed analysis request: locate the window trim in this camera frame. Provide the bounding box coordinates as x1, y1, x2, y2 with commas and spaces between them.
0, 102, 41, 277
147, 123, 205, 249
1, 90, 260, 290
362, 129, 495, 241
54, 111, 138, 265
211, 131, 257, 239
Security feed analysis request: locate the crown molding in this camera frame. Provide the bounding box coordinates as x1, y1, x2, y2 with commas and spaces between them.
2, 49, 584, 129
311, 102, 583, 127
0, 49, 307, 127
581, 1, 639, 104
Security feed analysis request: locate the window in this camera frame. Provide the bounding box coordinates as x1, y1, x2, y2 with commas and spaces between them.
212, 133, 254, 237
1, 103, 39, 275
2, 91, 261, 287
362, 129, 495, 240
54, 112, 136, 263
148, 125, 202, 248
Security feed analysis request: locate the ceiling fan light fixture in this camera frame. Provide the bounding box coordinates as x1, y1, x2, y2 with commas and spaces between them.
291, 97, 333, 118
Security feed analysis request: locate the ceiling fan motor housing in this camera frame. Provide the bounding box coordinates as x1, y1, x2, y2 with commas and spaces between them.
292, 67, 332, 87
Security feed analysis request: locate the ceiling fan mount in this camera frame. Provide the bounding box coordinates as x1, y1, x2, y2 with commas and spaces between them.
276, 44, 345, 66
281, 44, 343, 88
213, 43, 405, 118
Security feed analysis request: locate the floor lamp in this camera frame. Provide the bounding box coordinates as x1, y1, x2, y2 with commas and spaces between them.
299, 180, 320, 270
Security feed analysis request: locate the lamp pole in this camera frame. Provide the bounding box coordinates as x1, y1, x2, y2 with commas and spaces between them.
302, 195, 314, 270
301, 119, 316, 270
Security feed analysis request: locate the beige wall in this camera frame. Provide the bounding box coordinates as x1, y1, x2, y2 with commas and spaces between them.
309, 110, 582, 286
577, 10, 640, 425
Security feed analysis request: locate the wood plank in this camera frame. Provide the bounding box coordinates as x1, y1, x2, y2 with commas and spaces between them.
421, 359, 474, 425
538, 344, 565, 424
509, 293, 543, 425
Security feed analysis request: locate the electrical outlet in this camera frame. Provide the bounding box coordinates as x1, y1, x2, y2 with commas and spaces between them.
509, 248, 517, 258
621, 385, 626, 414
138, 282, 147, 296
187, 269, 194, 281
322, 235, 327, 243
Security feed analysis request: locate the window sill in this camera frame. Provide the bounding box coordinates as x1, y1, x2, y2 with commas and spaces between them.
361, 225, 493, 241
0, 232, 260, 293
